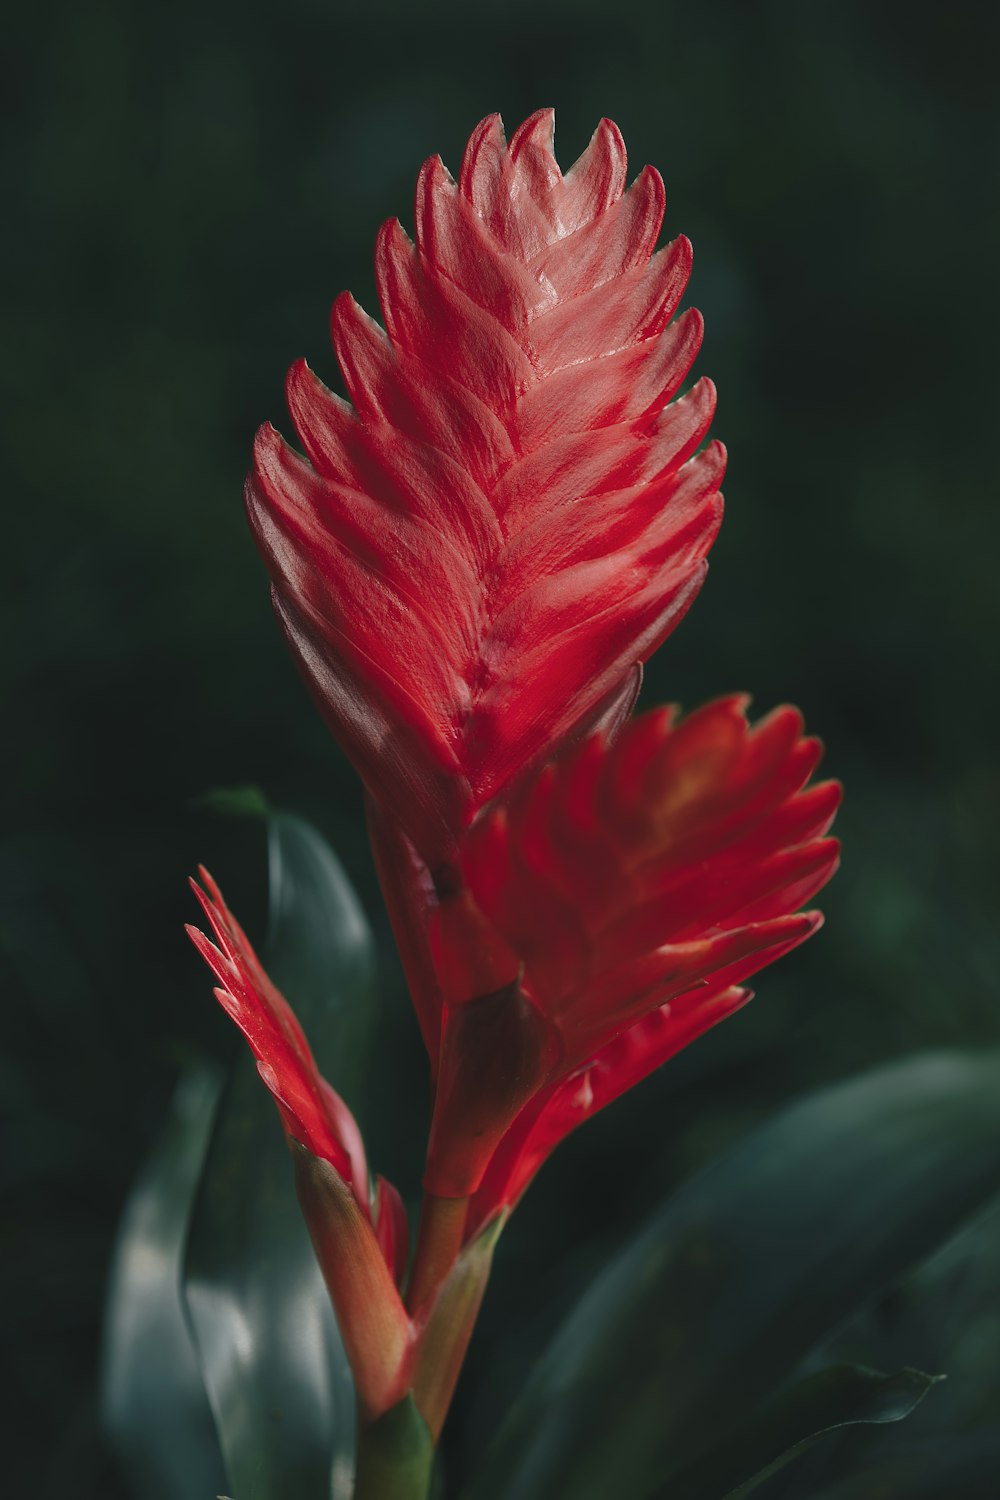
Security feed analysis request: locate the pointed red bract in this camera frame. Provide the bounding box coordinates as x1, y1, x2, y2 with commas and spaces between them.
421, 697, 840, 1197
466, 985, 751, 1238
186, 869, 407, 1269
246, 110, 723, 866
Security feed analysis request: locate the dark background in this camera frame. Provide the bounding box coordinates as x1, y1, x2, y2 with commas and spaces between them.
4, 0, 998, 1494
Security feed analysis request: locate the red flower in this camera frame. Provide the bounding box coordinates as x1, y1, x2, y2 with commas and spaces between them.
424, 697, 841, 1198
245, 109, 723, 867
187, 109, 843, 1451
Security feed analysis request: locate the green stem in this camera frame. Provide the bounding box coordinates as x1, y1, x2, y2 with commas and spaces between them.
354, 1397, 434, 1500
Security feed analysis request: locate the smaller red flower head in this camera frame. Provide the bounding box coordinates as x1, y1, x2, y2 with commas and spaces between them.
245, 109, 723, 868
423, 696, 841, 1204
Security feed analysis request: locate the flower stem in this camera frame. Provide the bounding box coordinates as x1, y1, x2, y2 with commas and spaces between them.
354, 1397, 434, 1500
407, 1192, 469, 1316
413, 1211, 505, 1441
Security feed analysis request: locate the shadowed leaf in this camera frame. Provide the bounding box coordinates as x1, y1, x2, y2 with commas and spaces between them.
465, 1051, 1000, 1500
662, 1363, 938, 1500
100, 1066, 227, 1500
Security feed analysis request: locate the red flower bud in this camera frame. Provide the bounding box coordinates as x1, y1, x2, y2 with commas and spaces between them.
186, 871, 415, 1418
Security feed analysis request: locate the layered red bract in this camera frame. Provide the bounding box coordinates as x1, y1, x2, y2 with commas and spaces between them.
425, 697, 840, 1197
246, 109, 724, 867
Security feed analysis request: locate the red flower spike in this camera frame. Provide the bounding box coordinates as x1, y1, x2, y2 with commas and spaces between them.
246, 110, 724, 867
430, 698, 840, 1198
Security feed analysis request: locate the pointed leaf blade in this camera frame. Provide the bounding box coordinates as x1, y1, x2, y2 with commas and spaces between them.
663, 1364, 938, 1500
464, 1051, 1000, 1500
806, 1431, 1000, 1500
100, 1066, 227, 1500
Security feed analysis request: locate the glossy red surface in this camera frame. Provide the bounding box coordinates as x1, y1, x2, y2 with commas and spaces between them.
245, 111, 722, 867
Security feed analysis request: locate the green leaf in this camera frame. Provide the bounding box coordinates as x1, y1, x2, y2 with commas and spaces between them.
194, 783, 272, 819
464, 1051, 1000, 1500
791, 1199, 1000, 1495
183, 813, 377, 1500
660, 1363, 938, 1500
100, 1065, 227, 1500
805, 1431, 1000, 1499
826, 1195, 1000, 1433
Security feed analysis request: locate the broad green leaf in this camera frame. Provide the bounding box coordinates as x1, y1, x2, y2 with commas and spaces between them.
659, 1363, 937, 1500
825, 1195, 1000, 1433
464, 1051, 1000, 1500
784, 1197, 1000, 1495
100, 1065, 227, 1500
183, 813, 377, 1500
805, 1431, 1000, 1499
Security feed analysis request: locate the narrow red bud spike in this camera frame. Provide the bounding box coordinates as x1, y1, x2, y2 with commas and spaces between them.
246, 111, 723, 867
186, 873, 408, 1275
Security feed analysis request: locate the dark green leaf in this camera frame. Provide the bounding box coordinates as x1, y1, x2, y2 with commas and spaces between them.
660, 1363, 937, 1500
824, 1195, 1000, 1434
194, 784, 272, 819
183, 813, 377, 1500
805, 1430, 1000, 1499
464, 1051, 1000, 1500
100, 1066, 227, 1500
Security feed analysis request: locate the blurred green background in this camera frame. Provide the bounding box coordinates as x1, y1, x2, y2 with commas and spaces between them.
4, 0, 998, 1494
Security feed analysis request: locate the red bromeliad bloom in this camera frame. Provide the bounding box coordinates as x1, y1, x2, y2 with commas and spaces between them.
188, 110, 841, 1444
246, 108, 723, 870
